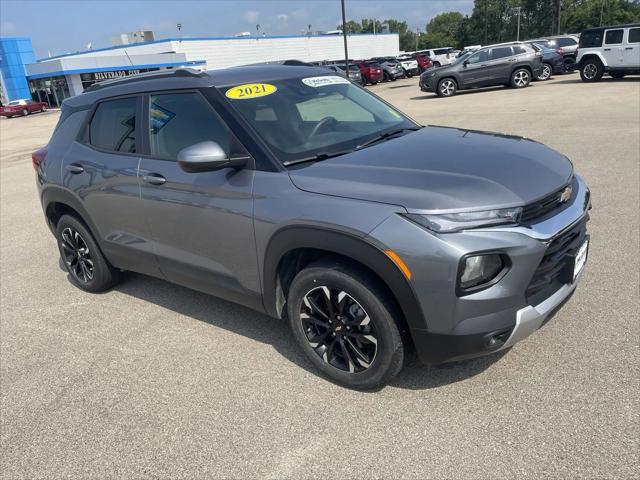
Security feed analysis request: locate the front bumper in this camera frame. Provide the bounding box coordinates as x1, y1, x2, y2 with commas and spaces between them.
419, 76, 437, 92
367, 175, 591, 364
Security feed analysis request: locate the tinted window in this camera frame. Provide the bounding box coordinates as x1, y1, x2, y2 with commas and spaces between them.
467, 50, 490, 64
629, 28, 640, 43
490, 47, 513, 60
580, 29, 603, 48
434, 48, 451, 55
556, 37, 577, 47
605, 29, 624, 44
512, 45, 528, 55
148, 92, 231, 161
89, 97, 137, 153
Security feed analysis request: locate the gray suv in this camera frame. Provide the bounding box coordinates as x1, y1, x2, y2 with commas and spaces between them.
420, 42, 543, 97
35, 66, 590, 389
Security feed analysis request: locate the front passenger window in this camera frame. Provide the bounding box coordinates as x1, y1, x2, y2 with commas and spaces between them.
148, 92, 232, 161
467, 50, 489, 64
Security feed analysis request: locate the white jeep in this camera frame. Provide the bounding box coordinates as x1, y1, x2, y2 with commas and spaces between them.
577, 24, 640, 82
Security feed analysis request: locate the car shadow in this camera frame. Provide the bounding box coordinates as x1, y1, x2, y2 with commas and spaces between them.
551, 76, 639, 85
410, 85, 512, 100
105, 272, 503, 391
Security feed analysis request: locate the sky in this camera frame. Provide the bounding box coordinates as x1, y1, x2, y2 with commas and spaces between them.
0, 0, 473, 59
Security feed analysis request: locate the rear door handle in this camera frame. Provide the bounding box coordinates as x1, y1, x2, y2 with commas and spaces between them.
142, 173, 166, 185
604, 48, 611, 51
625, 47, 633, 50
66, 163, 84, 174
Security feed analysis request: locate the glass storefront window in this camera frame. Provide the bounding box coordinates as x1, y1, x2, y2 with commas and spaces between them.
29, 76, 69, 108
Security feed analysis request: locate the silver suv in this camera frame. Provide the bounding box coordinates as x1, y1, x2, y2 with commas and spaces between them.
577, 24, 640, 81
35, 66, 590, 389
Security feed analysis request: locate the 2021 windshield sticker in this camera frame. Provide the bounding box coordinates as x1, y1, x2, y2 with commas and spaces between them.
302, 76, 350, 88
226, 83, 277, 99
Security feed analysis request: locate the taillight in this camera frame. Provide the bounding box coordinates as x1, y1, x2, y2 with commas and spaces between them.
32, 146, 48, 170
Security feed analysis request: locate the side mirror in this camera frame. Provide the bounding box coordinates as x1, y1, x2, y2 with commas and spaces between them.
177, 141, 248, 173
463, 60, 469, 67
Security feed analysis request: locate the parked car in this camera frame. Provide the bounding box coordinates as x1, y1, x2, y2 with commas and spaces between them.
526, 42, 565, 80
416, 48, 456, 67
356, 60, 384, 85
371, 57, 405, 81
35, 66, 590, 389
528, 35, 580, 70
577, 23, 640, 81
414, 53, 434, 72
419, 42, 543, 97
325, 63, 363, 84
396, 55, 420, 77
0, 98, 48, 118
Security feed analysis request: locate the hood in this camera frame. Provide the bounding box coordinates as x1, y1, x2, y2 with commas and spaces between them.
288, 126, 573, 212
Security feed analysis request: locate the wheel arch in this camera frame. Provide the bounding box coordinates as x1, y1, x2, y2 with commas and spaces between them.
580, 52, 606, 67
262, 226, 426, 335
41, 186, 101, 242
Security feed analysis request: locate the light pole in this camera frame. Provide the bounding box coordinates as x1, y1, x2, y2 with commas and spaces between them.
415, 29, 420, 52
341, 0, 350, 72
512, 7, 522, 41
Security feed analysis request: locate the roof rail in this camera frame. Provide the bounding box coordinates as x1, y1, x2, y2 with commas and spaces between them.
84, 68, 207, 92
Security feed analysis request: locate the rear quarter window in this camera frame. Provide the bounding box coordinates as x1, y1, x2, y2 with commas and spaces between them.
579, 30, 603, 48
556, 37, 577, 47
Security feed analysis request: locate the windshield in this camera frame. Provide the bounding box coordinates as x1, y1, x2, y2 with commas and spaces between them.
7, 100, 24, 106
225, 75, 416, 164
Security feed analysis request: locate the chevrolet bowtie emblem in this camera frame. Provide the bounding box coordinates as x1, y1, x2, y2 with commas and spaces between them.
560, 184, 573, 203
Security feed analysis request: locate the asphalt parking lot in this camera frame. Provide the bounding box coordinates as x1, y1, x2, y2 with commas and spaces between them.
1, 75, 639, 479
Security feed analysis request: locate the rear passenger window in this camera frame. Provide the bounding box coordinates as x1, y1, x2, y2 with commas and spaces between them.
89, 97, 137, 153
605, 29, 624, 44
148, 92, 231, 161
490, 47, 513, 60
629, 28, 640, 43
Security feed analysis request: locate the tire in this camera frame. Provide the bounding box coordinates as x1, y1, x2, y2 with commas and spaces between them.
433, 61, 441, 67
610, 71, 626, 79
56, 214, 121, 293
383, 71, 391, 82
41, 105, 47, 112
371, 81, 378, 85
510, 68, 531, 88
536, 63, 553, 81
437, 78, 457, 97
21, 109, 28, 116
580, 58, 604, 82
287, 262, 405, 390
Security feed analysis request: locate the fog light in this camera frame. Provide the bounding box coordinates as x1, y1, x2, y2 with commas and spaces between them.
459, 254, 505, 291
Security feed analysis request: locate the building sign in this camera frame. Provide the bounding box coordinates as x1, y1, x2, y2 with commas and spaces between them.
80, 68, 160, 89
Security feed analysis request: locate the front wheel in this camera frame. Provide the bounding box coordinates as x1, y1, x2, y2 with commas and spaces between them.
56, 214, 121, 293
536, 63, 553, 81
437, 78, 457, 97
21, 109, 28, 116
287, 263, 405, 389
41, 105, 47, 112
580, 59, 604, 82
510, 68, 531, 88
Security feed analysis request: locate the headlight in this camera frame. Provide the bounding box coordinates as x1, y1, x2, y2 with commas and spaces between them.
403, 207, 521, 233
458, 253, 508, 293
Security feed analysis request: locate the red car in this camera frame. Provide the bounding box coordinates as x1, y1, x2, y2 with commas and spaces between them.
414, 54, 433, 72
0, 99, 49, 118
356, 61, 384, 85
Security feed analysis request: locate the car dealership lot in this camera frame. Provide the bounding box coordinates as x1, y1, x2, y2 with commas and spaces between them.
1, 77, 638, 478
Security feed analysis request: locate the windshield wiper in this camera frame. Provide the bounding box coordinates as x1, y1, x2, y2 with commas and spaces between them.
356, 126, 422, 150
283, 150, 351, 167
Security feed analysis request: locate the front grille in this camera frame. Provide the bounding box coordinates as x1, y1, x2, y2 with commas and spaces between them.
521, 181, 572, 224
525, 216, 588, 305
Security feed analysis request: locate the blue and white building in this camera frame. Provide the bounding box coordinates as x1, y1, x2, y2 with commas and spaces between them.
0, 33, 399, 107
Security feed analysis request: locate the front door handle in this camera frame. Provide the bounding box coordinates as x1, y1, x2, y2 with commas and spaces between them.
142, 173, 166, 185
604, 48, 611, 51
625, 47, 633, 50
66, 163, 84, 174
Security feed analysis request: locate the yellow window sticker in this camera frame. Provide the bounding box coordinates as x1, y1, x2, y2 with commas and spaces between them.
226, 83, 277, 100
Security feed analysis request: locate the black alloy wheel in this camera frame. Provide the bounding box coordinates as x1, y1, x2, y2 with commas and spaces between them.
300, 286, 378, 373
60, 227, 94, 284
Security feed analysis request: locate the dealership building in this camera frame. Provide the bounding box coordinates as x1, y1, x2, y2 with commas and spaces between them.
0, 32, 399, 107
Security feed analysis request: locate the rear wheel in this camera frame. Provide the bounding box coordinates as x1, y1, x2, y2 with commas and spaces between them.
580, 58, 604, 82
437, 78, 457, 97
510, 68, 531, 88
21, 109, 28, 116
287, 263, 404, 389
433, 61, 441, 67
56, 214, 121, 293
40, 105, 47, 112
536, 63, 553, 81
